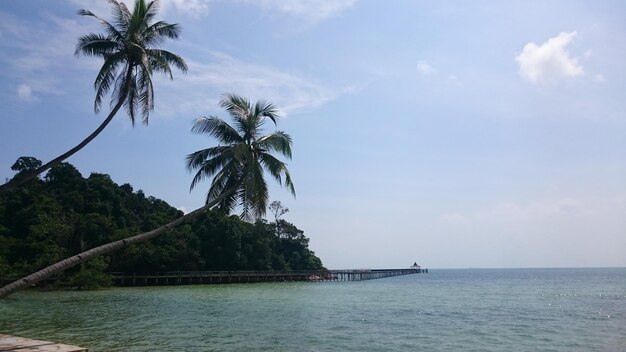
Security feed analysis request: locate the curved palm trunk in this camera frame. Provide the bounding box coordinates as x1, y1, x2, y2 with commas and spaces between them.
0, 190, 234, 298
0, 99, 125, 192
0, 70, 133, 193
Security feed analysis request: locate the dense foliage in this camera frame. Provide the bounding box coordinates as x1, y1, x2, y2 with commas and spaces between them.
0, 159, 323, 288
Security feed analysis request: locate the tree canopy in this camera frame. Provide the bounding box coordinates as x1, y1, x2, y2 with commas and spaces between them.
76, 0, 187, 124
0, 159, 322, 289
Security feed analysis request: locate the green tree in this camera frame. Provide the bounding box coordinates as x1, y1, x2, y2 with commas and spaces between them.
186, 94, 296, 221
0, 95, 296, 298
269, 200, 289, 237
0, 0, 187, 192
11, 157, 43, 175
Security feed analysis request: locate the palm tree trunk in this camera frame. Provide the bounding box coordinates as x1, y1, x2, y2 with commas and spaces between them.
0, 191, 232, 298
0, 70, 133, 193
0, 99, 125, 192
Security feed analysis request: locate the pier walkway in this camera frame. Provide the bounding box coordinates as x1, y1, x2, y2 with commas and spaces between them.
109, 268, 427, 286
0, 335, 86, 352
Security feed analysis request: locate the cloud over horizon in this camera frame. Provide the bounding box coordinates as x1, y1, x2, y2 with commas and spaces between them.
515, 31, 584, 84
155, 52, 347, 118
416, 60, 436, 76
17, 84, 33, 101
68, 0, 356, 22
250, 0, 356, 22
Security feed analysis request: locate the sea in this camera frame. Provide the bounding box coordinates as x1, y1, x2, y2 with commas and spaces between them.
1, 268, 625, 351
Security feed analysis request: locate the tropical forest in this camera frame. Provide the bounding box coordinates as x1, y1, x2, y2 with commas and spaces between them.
0, 0, 322, 298
0, 157, 323, 289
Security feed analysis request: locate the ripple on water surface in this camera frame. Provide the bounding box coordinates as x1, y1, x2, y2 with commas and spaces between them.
1, 268, 625, 351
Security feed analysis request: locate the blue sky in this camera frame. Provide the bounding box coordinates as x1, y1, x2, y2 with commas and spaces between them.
1, 0, 625, 269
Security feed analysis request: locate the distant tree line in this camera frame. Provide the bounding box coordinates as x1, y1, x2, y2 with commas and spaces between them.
0, 159, 323, 289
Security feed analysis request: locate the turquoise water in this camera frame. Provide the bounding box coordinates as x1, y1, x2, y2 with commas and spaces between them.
1, 268, 625, 351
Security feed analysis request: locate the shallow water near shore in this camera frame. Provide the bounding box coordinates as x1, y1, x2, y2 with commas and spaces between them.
1, 268, 625, 351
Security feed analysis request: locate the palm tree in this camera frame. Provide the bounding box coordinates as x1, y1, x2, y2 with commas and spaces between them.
0, 95, 295, 299
186, 93, 296, 221
0, 0, 187, 192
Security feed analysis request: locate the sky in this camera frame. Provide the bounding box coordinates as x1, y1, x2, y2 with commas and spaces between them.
1, 0, 625, 269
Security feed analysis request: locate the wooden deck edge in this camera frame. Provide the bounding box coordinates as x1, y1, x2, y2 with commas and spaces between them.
0, 334, 86, 352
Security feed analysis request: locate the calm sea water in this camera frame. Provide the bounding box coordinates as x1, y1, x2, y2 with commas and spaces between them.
1, 268, 625, 351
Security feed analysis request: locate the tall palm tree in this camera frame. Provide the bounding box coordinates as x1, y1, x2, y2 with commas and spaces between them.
0, 95, 295, 299
0, 0, 187, 192
186, 93, 296, 221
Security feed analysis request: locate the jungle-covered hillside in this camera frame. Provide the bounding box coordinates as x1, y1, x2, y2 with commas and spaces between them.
0, 159, 323, 288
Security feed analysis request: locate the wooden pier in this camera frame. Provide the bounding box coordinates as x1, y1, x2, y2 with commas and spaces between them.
0, 335, 86, 352
333, 268, 427, 281
108, 268, 426, 286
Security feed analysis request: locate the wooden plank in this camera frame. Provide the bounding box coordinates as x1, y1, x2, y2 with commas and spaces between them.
0, 335, 86, 352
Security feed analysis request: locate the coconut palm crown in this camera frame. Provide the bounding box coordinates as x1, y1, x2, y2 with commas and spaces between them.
76, 0, 187, 125
186, 94, 296, 221
0, 0, 187, 193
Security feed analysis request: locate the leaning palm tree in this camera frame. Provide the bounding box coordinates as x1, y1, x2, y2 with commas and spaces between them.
0, 0, 187, 192
186, 93, 296, 221
0, 94, 295, 299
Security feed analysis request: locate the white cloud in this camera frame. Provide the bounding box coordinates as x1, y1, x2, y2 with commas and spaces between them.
0, 11, 92, 100
69, 0, 354, 21
161, 0, 211, 16
246, 0, 356, 22
515, 31, 584, 84
67, 0, 211, 18
156, 51, 348, 118
17, 84, 33, 101
416, 60, 435, 76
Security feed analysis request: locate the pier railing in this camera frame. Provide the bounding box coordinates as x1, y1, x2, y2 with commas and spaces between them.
0, 268, 427, 288
107, 268, 426, 286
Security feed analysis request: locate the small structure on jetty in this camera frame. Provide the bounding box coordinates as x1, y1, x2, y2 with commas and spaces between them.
0, 334, 86, 352
410, 262, 427, 273
108, 268, 426, 286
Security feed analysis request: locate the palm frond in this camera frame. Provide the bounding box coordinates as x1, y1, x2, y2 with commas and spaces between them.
188, 95, 295, 220
249, 160, 269, 219
77, 8, 124, 43
93, 55, 125, 112
127, 0, 147, 36
253, 100, 279, 125
255, 131, 292, 159
75, 33, 118, 57
283, 168, 296, 197
136, 64, 154, 124
143, 0, 160, 25
109, 0, 131, 34
148, 49, 188, 74
191, 116, 243, 144
206, 162, 241, 209
258, 153, 295, 197
258, 153, 286, 186
187, 149, 234, 191
185, 146, 231, 172
78, 0, 185, 123
118, 69, 137, 125
233, 143, 252, 164
145, 22, 181, 46
220, 94, 251, 130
